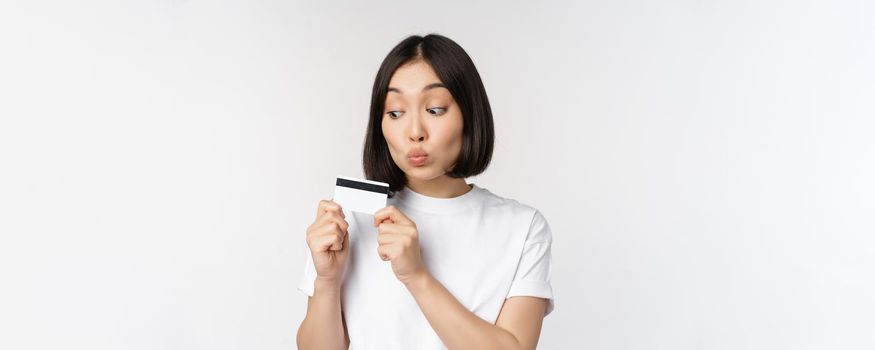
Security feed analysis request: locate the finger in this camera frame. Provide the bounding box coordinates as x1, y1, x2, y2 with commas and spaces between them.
376, 230, 400, 246
322, 222, 347, 251
325, 233, 345, 251
315, 212, 349, 233
377, 245, 393, 261
310, 227, 345, 252
373, 205, 412, 226
313, 221, 345, 244
376, 222, 411, 236
316, 199, 338, 215
329, 233, 345, 251
307, 216, 348, 241
317, 199, 345, 218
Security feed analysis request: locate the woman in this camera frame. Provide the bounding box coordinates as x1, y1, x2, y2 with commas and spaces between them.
297, 34, 555, 350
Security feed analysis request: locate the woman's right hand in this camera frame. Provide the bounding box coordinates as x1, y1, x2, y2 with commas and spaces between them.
306, 200, 350, 285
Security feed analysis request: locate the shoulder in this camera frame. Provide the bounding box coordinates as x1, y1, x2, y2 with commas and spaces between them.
475, 186, 552, 242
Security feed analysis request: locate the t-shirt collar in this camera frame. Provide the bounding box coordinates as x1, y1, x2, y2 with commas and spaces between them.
392, 183, 485, 214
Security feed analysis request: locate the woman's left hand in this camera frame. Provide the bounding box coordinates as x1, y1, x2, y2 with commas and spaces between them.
374, 205, 428, 285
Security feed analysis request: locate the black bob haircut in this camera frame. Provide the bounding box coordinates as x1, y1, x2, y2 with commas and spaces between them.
363, 34, 495, 196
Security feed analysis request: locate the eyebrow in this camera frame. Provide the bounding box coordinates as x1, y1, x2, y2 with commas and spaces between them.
387, 83, 446, 94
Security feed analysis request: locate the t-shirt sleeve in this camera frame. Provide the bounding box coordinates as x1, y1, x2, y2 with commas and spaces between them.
296, 250, 317, 297
506, 210, 555, 316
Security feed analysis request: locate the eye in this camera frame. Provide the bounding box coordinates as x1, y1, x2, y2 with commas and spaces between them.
427, 107, 447, 116
386, 111, 404, 119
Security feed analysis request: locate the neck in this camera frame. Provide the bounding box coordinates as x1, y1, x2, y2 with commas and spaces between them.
405, 175, 471, 198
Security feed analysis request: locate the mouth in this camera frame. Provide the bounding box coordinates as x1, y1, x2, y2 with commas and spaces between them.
408, 155, 428, 166
407, 149, 429, 167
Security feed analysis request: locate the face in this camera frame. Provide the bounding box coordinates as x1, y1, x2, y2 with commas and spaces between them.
382, 60, 464, 182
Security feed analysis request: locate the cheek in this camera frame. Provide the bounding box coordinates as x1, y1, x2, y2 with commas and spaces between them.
436, 117, 464, 156
381, 120, 401, 154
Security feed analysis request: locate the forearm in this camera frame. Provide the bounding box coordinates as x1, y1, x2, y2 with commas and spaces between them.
296, 278, 347, 350
404, 273, 524, 350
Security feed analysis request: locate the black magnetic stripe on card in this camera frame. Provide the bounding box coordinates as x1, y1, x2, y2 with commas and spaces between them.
336, 178, 389, 194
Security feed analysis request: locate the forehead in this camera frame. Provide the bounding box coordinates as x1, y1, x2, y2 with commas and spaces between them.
387, 61, 447, 95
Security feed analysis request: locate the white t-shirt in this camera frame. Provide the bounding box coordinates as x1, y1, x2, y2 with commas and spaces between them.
297, 183, 555, 349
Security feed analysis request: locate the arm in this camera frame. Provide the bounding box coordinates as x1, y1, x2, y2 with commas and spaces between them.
296, 200, 352, 349
296, 278, 350, 350
404, 273, 547, 350
372, 205, 549, 349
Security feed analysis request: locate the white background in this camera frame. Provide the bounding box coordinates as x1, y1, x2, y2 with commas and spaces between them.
1, 1, 874, 349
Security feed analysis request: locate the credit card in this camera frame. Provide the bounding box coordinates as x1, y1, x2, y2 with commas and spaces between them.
333, 176, 389, 216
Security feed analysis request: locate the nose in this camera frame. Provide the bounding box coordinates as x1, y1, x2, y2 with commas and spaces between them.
407, 113, 427, 143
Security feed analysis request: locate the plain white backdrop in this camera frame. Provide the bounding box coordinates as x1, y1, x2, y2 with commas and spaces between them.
1, 0, 874, 349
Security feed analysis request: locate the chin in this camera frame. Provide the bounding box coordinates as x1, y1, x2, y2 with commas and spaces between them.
403, 166, 445, 182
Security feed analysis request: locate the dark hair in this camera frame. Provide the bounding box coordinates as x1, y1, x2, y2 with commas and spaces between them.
363, 34, 495, 196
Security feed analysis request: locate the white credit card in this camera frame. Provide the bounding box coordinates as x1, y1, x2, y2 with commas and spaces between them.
333, 176, 389, 216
